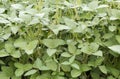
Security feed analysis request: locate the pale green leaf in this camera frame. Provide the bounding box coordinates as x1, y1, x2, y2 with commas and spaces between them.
116, 35, 120, 43
24, 69, 37, 76
99, 65, 107, 74
109, 45, 120, 54
71, 63, 80, 70
71, 69, 81, 78
42, 39, 65, 48
47, 48, 57, 56
0, 49, 9, 57
15, 69, 24, 77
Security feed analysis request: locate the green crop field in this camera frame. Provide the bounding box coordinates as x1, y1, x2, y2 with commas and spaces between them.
0, 0, 120, 79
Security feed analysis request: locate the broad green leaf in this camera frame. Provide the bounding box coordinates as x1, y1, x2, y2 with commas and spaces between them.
24, 64, 33, 71
88, 1, 99, 10
71, 69, 81, 78
0, 18, 10, 24
11, 4, 24, 10
10, 50, 21, 58
107, 67, 119, 78
46, 61, 57, 71
15, 69, 24, 77
11, 26, 19, 34
63, 17, 77, 28
47, 48, 57, 56
48, 25, 70, 35
69, 56, 75, 63
61, 52, 71, 57
0, 72, 10, 79
0, 49, 9, 57
42, 39, 65, 48
24, 69, 37, 76
109, 26, 116, 32
92, 50, 103, 56
99, 65, 107, 74
33, 58, 42, 69
14, 63, 24, 69
14, 38, 27, 49
2, 33, 11, 40
61, 61, 71, 65
68, 44, 76, 54
29, 18, 40, 25
107, 76, 116, 79
71, 63, 80, 70
109, 45, 120, 54
1, 66, 14, 77
5, 41, 15, 53
24, 40, 38, 55
80, 64, 91, 72
0, 8, 5, 13
61, 65, 71, 72
116, 35, 120, 43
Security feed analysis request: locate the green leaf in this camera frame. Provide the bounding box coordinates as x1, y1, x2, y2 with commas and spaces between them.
46, 61, 57, 71
1, 66, 14, 77
0, 8, 5, 13
116, 35, 120, 43
69, 56, 75, 63
24, 69, 37, 76
11, 4, 24, 10
48, 24, 70, 35
99, 65, 107, 74
33, 58, 42, 69
10, 50, 21, 58
109, 45, 120, 54
14, 63, 24, 69
107, 67, 119, 78
15, 69, 24, 77
61, 52, 71, 57
80, 64, 91, 72
68, 44, 76, 54
71, 69, 81, 78
109, 26, 116, 32
42, 39, 65, 48
24, 40, 38, 55
0, 72, 10, 79
11, 26, 19, 34
14, 38, 27, 49
24, 64, 33, 71
92, 50, 103, 56
5, 41, 15, 53
63, 17, 77, 28
0, 49, 9, 57
71, 63, 80, 70
47, 48, 57, 56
